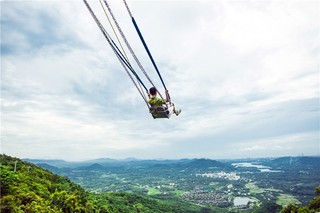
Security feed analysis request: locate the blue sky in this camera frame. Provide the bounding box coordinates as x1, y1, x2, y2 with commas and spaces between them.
1, 0, 319, 161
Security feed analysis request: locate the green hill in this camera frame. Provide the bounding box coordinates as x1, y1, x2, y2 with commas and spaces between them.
0, 154, 211, 213
1, 154, 97, 212
185, 158, 234, 171
3, 154, 318, 213
270, 156, 320, 171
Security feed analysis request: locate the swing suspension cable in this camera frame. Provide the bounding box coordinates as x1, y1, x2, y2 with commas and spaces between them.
123, 0, 170, 101
98, 0, 129, 62
83, 0, 149, 107
109, 35, 148, 101
102, 0, 165, 101
111, 40, 146, 93
114, 46, 150, 108
112, 41, 149, 107
99, 0, 149, 103
115, 49, 150, 108
108, 33, 148, 94
83, 0, 145, 92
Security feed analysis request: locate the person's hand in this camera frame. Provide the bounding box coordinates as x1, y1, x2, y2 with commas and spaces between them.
165, 89, 169, 95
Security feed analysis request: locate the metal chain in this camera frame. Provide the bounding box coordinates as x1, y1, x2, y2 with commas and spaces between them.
123, 0, 133, 18
98, 0, 129, 61
103, 0, 164, 101
83, 0, 149, 108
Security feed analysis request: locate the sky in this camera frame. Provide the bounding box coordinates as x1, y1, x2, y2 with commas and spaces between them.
1, 0, 319, 161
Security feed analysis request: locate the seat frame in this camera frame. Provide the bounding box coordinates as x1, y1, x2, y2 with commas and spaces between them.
149, 105, 172, 119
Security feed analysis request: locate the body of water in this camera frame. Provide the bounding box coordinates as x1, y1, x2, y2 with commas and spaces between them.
232, 162, 283, 172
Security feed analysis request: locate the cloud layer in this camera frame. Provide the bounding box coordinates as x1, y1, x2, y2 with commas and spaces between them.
1, 0, 319, 160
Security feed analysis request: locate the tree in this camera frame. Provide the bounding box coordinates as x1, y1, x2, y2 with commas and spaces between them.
255, 201, 282, 213
281, 186, 320, 213
281, 203, 299, 213
0, 165, 19, 195
309, 186, 320, 211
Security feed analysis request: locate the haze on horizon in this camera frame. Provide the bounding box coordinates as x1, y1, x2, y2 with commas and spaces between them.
1, 0, 319, 161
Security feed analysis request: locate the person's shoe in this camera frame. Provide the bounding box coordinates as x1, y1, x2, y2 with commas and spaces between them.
175, 109, 181, 116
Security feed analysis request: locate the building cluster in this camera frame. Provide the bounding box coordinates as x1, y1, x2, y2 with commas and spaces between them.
196, 172, 240, 180
182, 190, 232, 207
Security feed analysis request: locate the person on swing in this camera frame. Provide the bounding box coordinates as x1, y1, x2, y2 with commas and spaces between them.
148, 87, 181, 116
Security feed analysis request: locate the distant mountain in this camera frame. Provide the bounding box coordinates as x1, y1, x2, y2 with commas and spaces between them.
27, 156, 320, 173
79, 163, 105, 171
123, 157, 138, 161
128, 159, 193, 167
24, 158, 119, 168
26, 157, 236, 172
183, 158, 234, 171
36, 163, 61, 173
24, 158, 70, 167
268, 156, 320, 170
0, 154, 213, 213
24, 158, 193, 168
86, 158, 119, 164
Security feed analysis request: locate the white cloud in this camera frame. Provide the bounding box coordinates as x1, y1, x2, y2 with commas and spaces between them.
235, 131, 319, 157
1, 0, 319, 160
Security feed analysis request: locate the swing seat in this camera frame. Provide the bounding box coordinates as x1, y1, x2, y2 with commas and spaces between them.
149, 106, 171, 119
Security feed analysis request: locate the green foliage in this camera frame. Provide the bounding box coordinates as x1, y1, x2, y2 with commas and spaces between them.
0, 154, 211, 213
253, 201, 282, 213
93, 192, 210, 213
2, 154, 317, 213
308, 186, 320, 210
0, 154, 98, 212
0, 165, 19, 195
316, 186, 320, 196
281, 186, 320, 213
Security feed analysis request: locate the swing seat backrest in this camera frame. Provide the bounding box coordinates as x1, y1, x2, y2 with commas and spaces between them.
149, 106, 171, 119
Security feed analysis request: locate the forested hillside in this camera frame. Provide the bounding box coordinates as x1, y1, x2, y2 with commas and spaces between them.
1, 154, 319, 213
280, 186, 320, 213
0, 154, 98, 212
0, 154, 211, 213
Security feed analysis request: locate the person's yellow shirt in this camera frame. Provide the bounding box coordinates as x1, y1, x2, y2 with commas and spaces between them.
148, 96, 165, 107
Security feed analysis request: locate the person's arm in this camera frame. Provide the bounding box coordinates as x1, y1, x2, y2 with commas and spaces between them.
165, 89, 170, 102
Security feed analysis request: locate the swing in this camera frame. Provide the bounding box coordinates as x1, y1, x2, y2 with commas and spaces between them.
149, 105, 174, 119
83, 0, 180, 119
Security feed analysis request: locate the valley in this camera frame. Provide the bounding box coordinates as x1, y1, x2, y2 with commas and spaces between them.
29, 156, 320, 212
